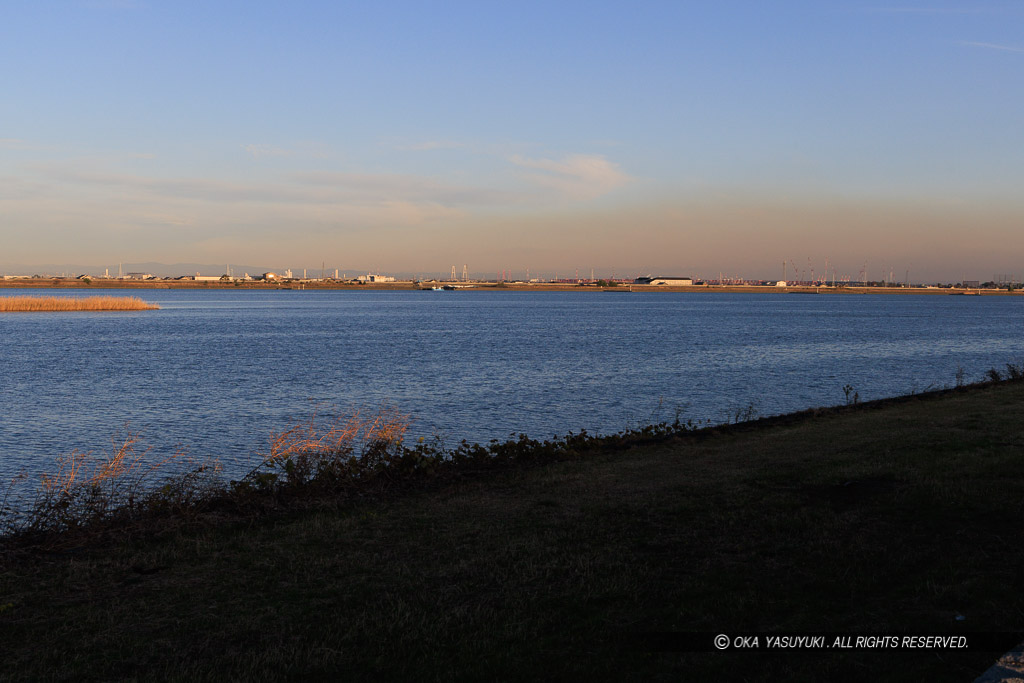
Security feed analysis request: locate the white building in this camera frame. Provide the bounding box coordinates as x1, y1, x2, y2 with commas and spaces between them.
633, 276, 693, 286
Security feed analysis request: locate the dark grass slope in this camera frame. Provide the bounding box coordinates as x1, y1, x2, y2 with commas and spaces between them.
2, 381, 1024, 681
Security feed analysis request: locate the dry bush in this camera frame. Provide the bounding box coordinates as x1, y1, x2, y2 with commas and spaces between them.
0, 296, 159, 312
3, 431, 219, 537
246, 406, 413, 487
0, 408, 415, 542
0, 403, 608, 546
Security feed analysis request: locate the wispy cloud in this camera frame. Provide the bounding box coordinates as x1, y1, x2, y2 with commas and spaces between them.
243, 142, 331, 160
0, 138, 38, 151
137, 212, 196, 227
509, 154, 631, 201
33, 163, 518, 208
865, 7, 993, 15
81, 0, 145, 9
959, 40, 1024, 53
243, 144, 293, 159
39, 166, 302, 204
292, 171, 518, 206
393, 140, 466, 152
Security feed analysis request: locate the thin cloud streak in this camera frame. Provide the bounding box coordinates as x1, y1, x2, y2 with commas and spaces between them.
81, 0, 145, 8
865, 7, 996, 15
293, 171, 523, 206
33, 164, 499, 207
0, 139, 42, 151
24, 151, 632, 216
393, 140, 466, 152
81, 0, 145, 9
243, 144, 293, 159
959, 41, 1024, 53
242, 143, 331, 160
509, 154, 631, 201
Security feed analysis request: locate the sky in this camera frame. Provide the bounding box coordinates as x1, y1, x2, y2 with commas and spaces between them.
2, 1, 1023, 281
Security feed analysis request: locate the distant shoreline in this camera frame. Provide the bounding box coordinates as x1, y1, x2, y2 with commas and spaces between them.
0, 279, 1020, 295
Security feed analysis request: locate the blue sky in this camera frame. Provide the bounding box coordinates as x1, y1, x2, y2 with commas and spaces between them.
2, 1, 1023, 280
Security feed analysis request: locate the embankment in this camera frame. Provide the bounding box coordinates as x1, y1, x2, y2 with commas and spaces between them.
2, 381, 1023, 681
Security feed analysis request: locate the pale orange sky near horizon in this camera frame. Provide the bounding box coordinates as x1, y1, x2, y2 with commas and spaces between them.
6, 184, 1021, 282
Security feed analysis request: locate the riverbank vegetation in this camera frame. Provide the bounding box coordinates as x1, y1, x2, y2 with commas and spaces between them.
2, 376, 1024, 680
0, 295, 159, 312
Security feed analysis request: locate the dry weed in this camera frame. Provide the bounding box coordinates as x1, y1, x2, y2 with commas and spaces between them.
0, 296, 159, 312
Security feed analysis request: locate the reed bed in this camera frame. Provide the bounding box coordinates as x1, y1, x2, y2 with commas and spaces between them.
0, 406, 415, 539
0, 295, 159, 312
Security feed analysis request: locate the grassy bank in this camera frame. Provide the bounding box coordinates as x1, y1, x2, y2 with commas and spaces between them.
0, 295, 159, 312
2, 382, 1024, 681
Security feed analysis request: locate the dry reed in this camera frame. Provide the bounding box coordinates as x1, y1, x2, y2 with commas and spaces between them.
262, 406, 410, 464
0, 407, 412, 539
248, 406, 412, 486
2, 430, 218, 536
0, 295, 159, 312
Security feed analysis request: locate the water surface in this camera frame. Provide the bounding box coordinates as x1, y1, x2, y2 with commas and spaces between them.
2, 288, 1021, 479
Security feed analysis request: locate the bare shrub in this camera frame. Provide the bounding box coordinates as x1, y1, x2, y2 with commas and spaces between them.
242, 406, 412, 489
8, 431, 218, 536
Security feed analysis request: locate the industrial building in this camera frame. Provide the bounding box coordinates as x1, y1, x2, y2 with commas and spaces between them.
633, 276, 694, 286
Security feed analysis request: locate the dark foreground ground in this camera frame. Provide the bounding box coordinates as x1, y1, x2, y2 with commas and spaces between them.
2, 381, 1024, 681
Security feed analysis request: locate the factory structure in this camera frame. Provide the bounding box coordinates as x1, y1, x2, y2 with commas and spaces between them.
633, 276, 694, 286
0, 259, 1011, 290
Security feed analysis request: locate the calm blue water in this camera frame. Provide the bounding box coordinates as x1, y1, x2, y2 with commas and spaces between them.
2, 288, 1022, 480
